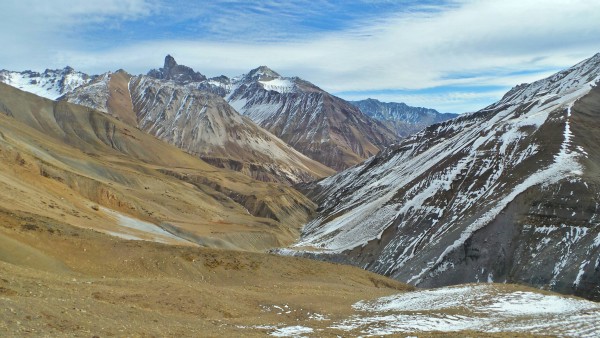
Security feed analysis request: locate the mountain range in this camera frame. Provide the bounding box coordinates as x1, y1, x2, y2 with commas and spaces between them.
350, 98, 458, 138
144, 56, 400, 170
61, 69, 334, 184
1, 56, 452, 182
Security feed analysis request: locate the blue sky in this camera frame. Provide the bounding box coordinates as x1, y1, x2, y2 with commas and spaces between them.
2, 0, 600, 113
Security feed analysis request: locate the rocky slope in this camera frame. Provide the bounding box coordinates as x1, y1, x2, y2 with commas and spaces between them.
0, 82, 319, 250
287, 53, 600, 301
350, 98, 458, 138
220, 66, 398, 170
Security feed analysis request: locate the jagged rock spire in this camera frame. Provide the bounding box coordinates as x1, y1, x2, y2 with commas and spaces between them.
147, 54, 207, 84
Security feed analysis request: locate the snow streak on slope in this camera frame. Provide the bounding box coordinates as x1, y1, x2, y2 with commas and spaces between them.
287, 53, 600, 298
102, 207, 186, 244
0, 68, 92, 100
340, 285, 600, 337
254, 284, 600, 337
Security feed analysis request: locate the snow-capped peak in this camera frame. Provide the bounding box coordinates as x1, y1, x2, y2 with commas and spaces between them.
0, 66, 93, 100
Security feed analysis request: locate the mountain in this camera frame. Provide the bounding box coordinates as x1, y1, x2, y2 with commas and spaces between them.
0, 82, 318, 250
57, 61, 335, 184
1, 56, 397, 173
159, 61, 400, 170
285, 53, 600, 301
219, 66, 399, 170
350, 98, 458, 138
0, 67, 93, 99
127, 74, 335, 183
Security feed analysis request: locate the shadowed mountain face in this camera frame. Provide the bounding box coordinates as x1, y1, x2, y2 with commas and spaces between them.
350, 98, 458, 138
0, 82, 318, 251
285, 53, 600, 301
59, 67, 334, 184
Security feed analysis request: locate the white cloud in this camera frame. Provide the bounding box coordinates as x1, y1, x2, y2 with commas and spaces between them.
2, 0, 600, 113
0, 0, 156, 70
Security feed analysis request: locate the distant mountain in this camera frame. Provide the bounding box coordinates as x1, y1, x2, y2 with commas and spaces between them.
196, 66, 399, 170
0, 67, 93, 100
350, 98, 458, 138
59, 62, 334, 184
285, 53, 600, 301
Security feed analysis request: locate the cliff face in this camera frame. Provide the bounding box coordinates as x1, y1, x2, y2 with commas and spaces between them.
147, 54, 207, 83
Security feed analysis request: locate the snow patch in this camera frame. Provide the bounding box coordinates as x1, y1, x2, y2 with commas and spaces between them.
270, 326, 313, 337
259, 78, 295, 94
101, 207, 183, 243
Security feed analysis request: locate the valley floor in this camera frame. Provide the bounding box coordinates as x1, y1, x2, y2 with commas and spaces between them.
1, 207, 600, 337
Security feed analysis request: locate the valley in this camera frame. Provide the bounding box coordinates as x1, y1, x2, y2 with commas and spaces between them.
1, 50, 600, 337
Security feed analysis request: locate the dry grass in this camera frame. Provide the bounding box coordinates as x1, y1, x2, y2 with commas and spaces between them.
0, 209, 411, 337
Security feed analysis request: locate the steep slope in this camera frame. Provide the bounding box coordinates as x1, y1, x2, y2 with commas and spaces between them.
350, 98, 458, 138
0, 82, 317, 251
287, 53, 600, 301
222, 67, 398, 170
0, 67, 93, 99
60, 66, 334, 184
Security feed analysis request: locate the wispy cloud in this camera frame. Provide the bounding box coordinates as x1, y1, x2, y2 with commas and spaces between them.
1, 0, 600, 113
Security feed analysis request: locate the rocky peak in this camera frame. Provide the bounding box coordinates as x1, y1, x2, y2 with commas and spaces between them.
164, 54, 177, 70
246, 66, 280, 81
147, 54, 207, 84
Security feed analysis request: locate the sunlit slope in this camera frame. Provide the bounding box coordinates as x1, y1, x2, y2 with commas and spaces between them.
0, 82, 316, 250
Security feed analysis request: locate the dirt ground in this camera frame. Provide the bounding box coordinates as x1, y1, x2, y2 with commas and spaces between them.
0, 207, 415, 337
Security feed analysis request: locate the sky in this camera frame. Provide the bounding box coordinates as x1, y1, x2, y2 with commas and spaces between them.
2, 0, 600, 114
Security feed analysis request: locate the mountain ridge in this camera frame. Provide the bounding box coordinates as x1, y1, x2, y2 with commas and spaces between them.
283, 52, 600, 301
54, 61, 336, 184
